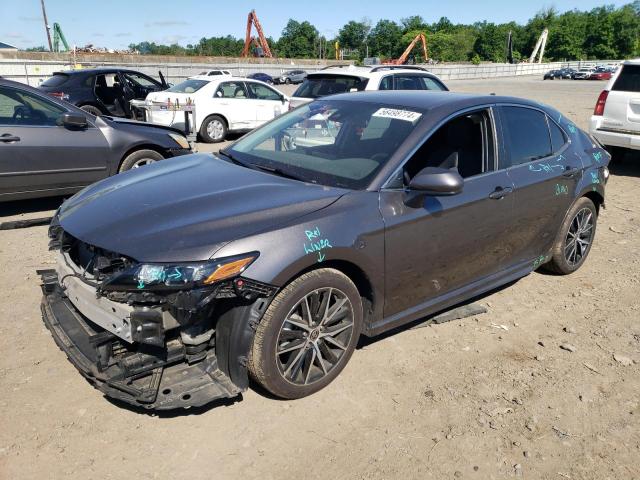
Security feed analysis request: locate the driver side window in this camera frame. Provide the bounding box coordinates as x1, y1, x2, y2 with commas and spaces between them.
401, 109, 494, 186
0, 86, 66, 126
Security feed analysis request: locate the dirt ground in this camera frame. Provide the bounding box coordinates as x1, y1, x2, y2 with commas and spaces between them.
1, 77, 639, 480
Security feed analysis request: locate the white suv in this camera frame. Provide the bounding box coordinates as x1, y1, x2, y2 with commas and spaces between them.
590, 59, 640, 153
290, 65, 448, 108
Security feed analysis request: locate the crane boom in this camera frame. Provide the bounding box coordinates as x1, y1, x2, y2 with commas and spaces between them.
241, 10, 272, 58
386, 33, 428, 65
52, 23, 70, 52
529, 28, 548, 63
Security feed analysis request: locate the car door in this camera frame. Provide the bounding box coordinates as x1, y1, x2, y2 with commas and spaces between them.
497, 105, 581, 264
380, 107, 515, 318
245, 81, 287, 125
0, 85, 109, 197
212, 81, 253, 130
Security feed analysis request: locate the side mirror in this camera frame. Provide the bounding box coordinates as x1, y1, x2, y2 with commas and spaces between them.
409, 167, 463, 196
281, 95, 288, 104
58, 112, 88, 129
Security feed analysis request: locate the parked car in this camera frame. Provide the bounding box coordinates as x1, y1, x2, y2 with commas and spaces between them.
38, 68, 169, 118
0, 78, 191, 202
589, 70, 612, 81
543, 69, 564, 80
247, 72, 274, 84
290, 65, 448, 109
197, 69, 232, 76
40, 90, 609, 410
572, 68, 595, 80
144, 77, 289, 143
589, 58, 640, 155
275, 69, 307, 84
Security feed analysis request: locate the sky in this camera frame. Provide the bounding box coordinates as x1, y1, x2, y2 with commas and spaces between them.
0, 0, 632, 50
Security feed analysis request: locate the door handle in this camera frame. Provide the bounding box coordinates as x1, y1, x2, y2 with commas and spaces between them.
563, 167, 580, 178
0, 134, 20, 143
489, 186, 513, 200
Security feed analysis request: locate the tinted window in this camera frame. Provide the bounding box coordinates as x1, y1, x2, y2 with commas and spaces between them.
548, 118, 567, 153
246, 82, 281, 101
0, 86, 66, 126
40, 73, 70, 88
216, 81, 247, 99
394, 74, 447, 91
379, 76, 393, 90
293, 75, 368, 99
500, 107, 551, 168
231, 100, 424, 189
612, 64, 640, 92
167, 79, 208, 93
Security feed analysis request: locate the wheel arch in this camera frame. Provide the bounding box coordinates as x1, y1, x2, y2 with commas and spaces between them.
278, 259, 376, 326
582, 190, 604, 213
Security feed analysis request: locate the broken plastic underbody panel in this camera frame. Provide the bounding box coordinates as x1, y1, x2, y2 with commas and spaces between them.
39, 229, 276, 410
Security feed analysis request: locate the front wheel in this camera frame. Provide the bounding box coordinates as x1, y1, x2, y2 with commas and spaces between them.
544, 197, 598, 274
119, 149, 164, 173
248, 269, 362, 399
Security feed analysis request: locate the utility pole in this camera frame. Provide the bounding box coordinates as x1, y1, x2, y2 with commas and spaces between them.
40, 0, 53, 52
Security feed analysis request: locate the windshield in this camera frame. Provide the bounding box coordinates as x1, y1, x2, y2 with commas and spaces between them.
167, 79, 208, 93
229, 100, 424, 189
293, 75, 368, 99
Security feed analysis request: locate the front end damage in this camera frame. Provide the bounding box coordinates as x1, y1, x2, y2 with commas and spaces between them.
39, 226, 276, 410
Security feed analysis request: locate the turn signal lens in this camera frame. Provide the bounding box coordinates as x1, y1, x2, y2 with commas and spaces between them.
593, 90, 608, 116
204, 256, 256, 284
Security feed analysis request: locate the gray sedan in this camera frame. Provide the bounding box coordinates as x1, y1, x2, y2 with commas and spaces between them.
0, 78, 191, 202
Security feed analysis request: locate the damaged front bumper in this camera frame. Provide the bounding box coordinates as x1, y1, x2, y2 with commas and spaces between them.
39, 268, 274, 410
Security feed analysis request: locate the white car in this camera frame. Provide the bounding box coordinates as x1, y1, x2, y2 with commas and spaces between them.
145, 77, 289, 143
589, 58, 640, 153
197, 69, 232, 76
573, 68, 594, 80
290, 65, 448, 108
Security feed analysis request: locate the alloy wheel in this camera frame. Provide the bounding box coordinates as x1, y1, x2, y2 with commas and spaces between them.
276, 287, 354, 386
131, 158, 157, 169
564, 207, 594, 266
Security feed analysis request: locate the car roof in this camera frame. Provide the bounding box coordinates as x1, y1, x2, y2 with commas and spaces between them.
51, 67, 151, 76
312, 65, 437, 78
324, 90, 542, 112
622, 58, 640, 65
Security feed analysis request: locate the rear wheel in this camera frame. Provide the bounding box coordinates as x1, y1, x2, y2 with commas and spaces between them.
544, 197, 598, 274
80, 105, 103, 116
119, 149, 164, 173
248, 269, 362, 399
199, 115, 227, 143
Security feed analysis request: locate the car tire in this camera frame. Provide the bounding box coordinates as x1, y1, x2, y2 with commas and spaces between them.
199, 115, 227, 143
543, 197, 598, 275
80, 105, 103, 116
248, 268, 363, 399
284, 78, 291, 84
119, 149, 164, 173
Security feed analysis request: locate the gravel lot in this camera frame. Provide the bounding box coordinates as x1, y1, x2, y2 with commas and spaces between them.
1, 76, 639, 480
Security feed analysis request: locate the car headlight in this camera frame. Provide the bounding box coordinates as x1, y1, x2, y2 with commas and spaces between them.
168, 132, 190, 149
100, 253, 258, 292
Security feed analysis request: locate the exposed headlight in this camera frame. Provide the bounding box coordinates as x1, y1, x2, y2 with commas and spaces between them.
168, 132, 190, 149
100, 253, 258, 292
602, 166, 610, 181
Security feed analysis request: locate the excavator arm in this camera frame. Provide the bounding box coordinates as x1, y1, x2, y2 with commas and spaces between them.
388, 33, 428, 65
52, 22, 70, 53
241, 10, 272, 58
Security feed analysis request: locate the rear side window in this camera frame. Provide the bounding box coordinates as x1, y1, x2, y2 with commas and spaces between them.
394, 74, 447, 91
293, 75, 368, 99
379, 76, 393, 90
40, 73, 69, 88
500, 106, 552, 168
612, 65, 640, 92
548, 118, 567, 153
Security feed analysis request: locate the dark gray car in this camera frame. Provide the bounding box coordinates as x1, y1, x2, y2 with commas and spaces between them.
0, 78, 191, 202
39, 91, 610, 410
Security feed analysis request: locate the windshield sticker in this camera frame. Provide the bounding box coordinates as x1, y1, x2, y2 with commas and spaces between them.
303, 226, 333, 262
372, 108, 422, 123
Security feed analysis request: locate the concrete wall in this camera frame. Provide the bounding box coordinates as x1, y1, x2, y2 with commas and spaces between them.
0, 52, 621, 86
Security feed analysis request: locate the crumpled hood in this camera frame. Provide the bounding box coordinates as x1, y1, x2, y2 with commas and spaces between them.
58, 154, 344, 262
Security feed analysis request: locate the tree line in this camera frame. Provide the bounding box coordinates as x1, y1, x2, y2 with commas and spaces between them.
125, 2, 639, 62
